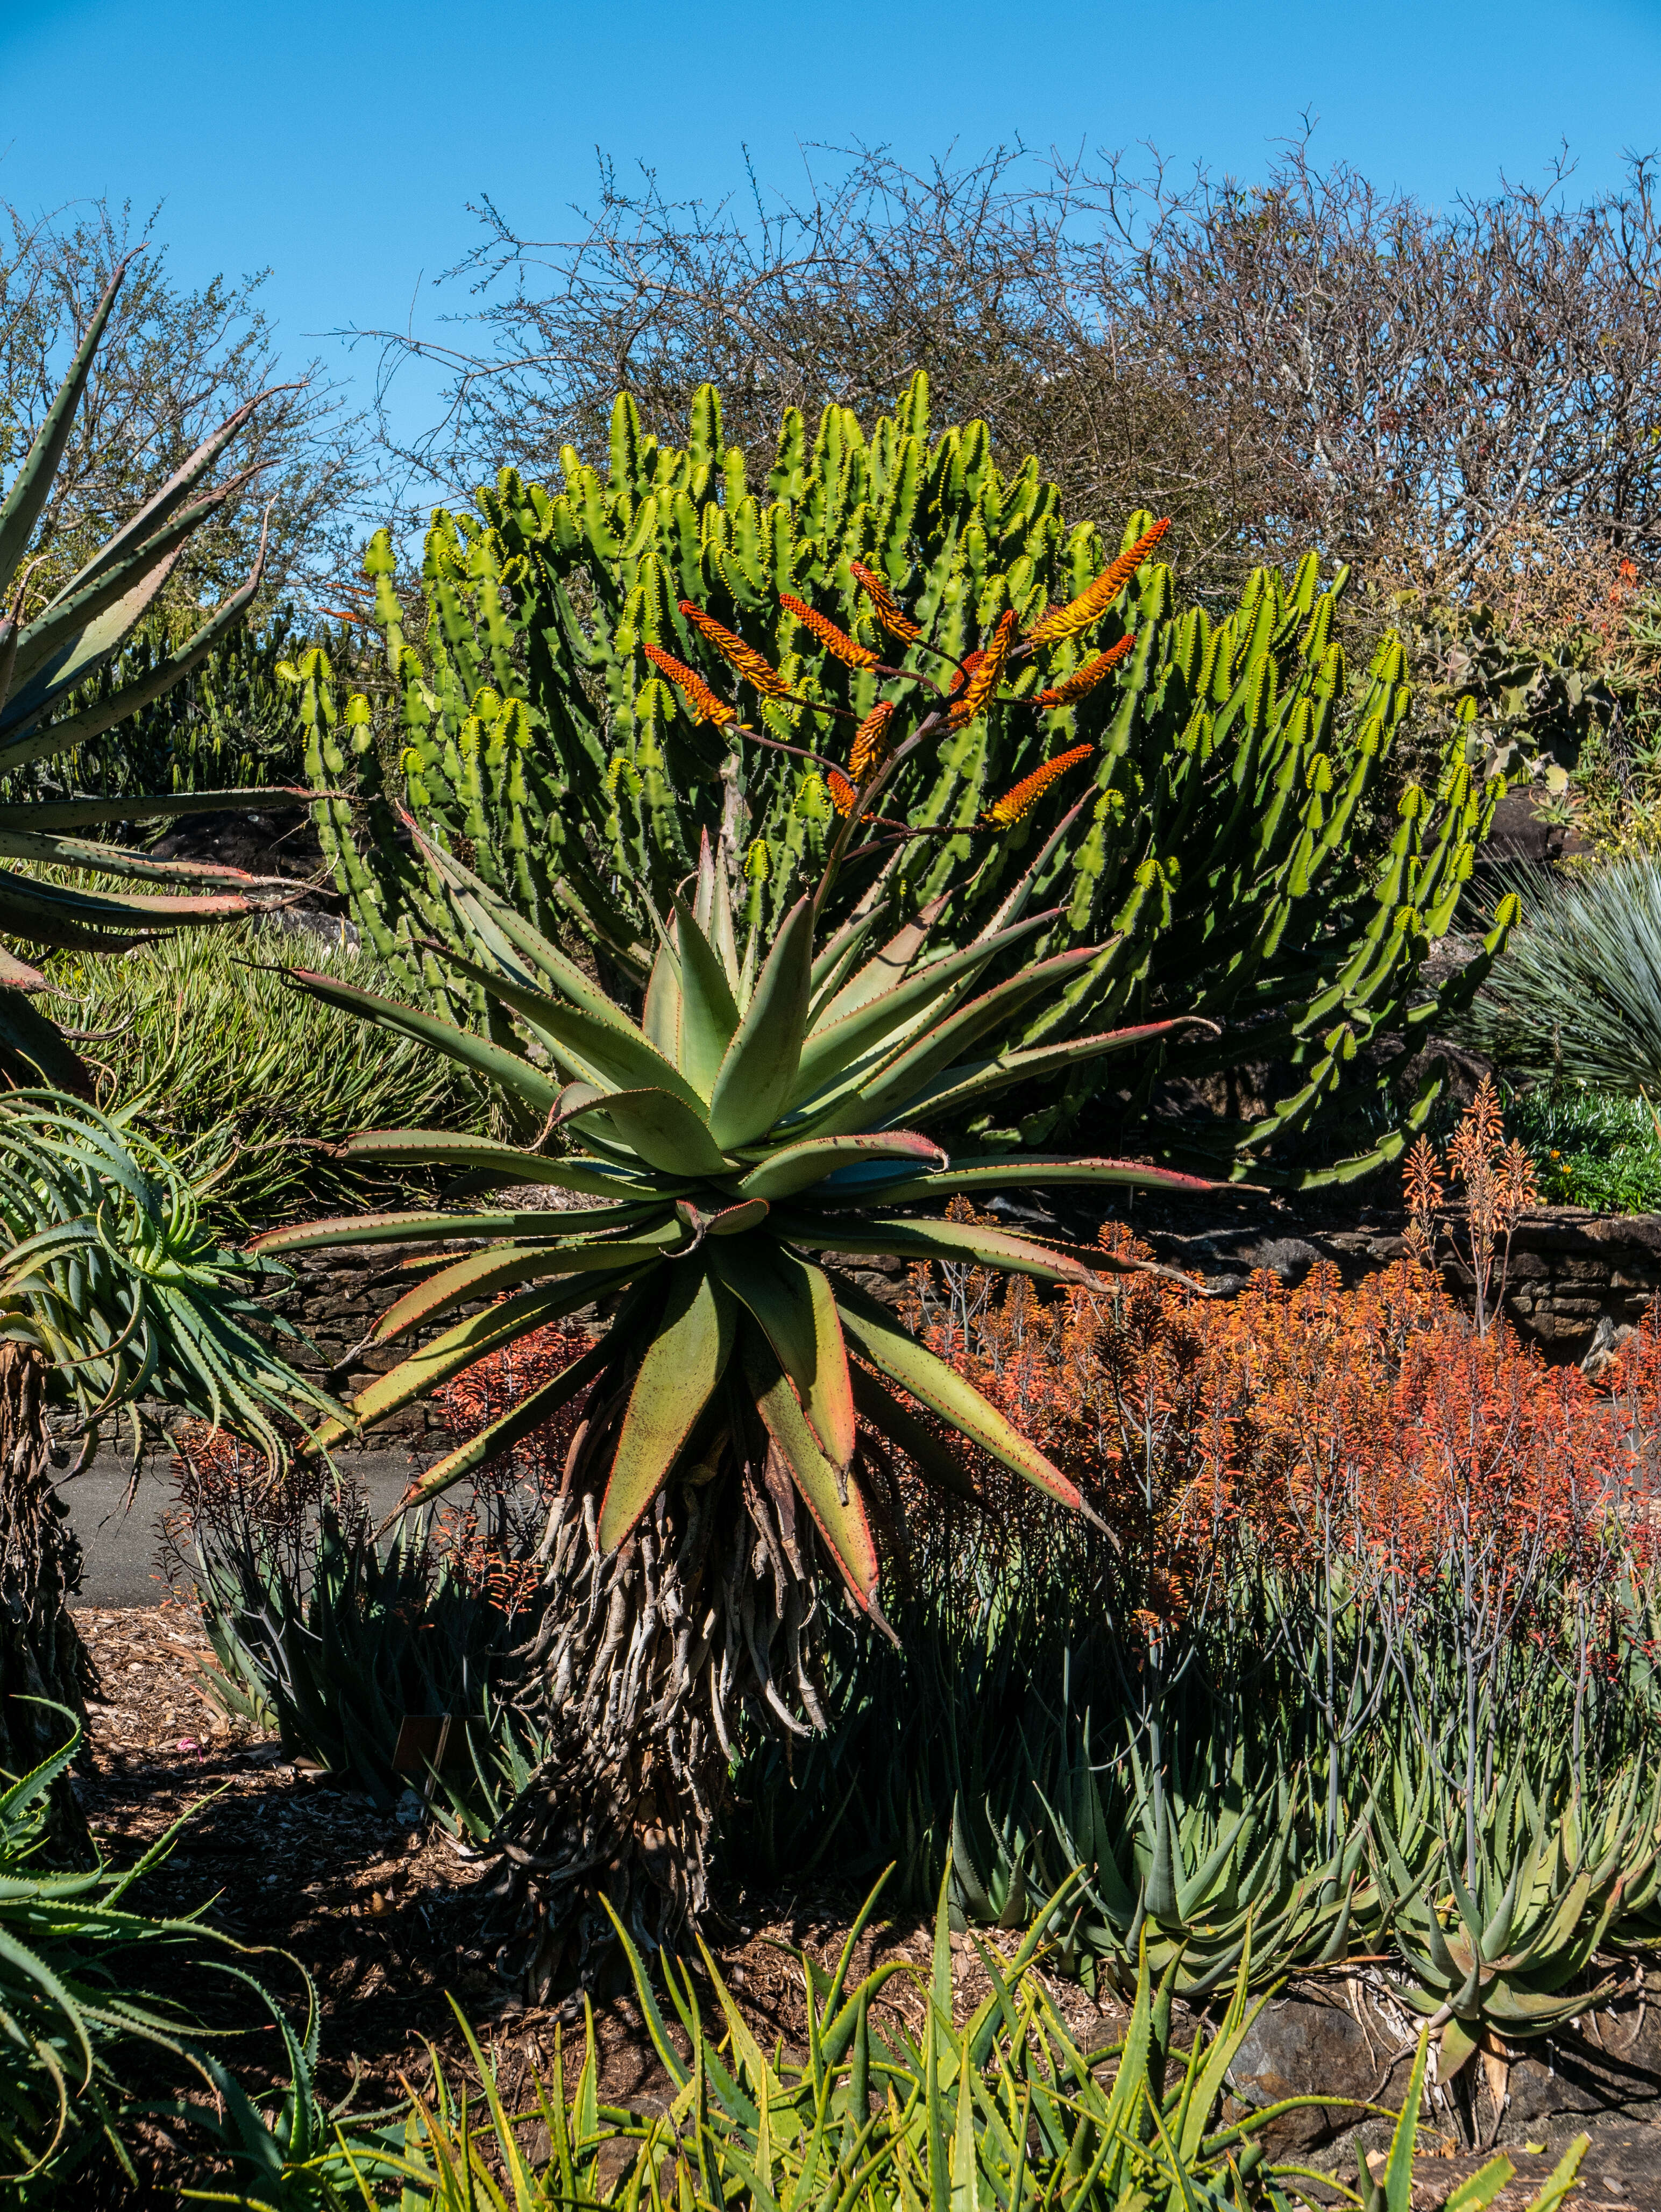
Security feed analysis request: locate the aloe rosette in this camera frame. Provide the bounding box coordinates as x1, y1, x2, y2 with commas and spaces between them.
257, 564, 1220, 1984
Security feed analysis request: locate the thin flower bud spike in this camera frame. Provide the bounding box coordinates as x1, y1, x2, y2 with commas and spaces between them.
984, 743, 1095, 826
1035, 632, 1138, 707
642, 641, 737, 727
678, 600, 793, 700
1025, 518, 1170, 649
954, 612, 1018, 725
850, 700, 896, 783
779, 592, 877, 670
849, 561, 921, 643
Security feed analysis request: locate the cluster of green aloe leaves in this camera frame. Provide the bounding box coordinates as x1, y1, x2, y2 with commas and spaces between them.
255, 804, 1213, 1612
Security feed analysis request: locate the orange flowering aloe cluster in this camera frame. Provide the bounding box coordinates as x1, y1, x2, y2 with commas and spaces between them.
641, 520, 1167, 845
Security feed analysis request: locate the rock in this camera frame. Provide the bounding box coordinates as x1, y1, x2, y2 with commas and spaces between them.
1227, 1996, 1403, 2152
1236, 1236, 1325, 1285
1583, 1315, 1637, 1380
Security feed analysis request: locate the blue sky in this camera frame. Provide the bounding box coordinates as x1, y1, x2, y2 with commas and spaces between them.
6, 0, 1661, 462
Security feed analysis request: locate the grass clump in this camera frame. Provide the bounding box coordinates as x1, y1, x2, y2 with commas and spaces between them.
41, 923, 487, 1232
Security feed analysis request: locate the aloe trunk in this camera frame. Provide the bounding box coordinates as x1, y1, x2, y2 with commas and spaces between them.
0, 1344, 92, 1854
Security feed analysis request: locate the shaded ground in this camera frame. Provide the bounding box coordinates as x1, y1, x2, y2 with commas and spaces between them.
70, 1609, 1660, 2208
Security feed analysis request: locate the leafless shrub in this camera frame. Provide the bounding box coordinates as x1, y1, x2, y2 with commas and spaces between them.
352, 137, 1661, 611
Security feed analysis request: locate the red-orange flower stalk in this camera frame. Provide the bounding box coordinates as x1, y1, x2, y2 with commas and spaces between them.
678, 601, 793, 701
983, 742, 1094, 825
779, 593, 878, 670
850, 561, 922, 644
642, 641, 737, 727
1025, 519, 1170, 649
1035, 631, 1138, 708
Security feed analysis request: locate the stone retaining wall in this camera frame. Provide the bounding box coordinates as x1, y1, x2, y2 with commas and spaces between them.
1092, 1199, 1661, 1369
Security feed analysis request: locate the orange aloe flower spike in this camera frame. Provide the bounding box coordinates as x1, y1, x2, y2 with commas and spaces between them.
850, 699, 896, 783
642, 641, 738, 727
849, 561, 922, 644
678, 600, 793, 701
983, 742, 1095, 826
827, 768, 861, 816
945, 648, 985, 699
1034, 632, 1138, 708
959, 611, 1018, 719
779, 592, 878, 671
1025, 519, 1170, 650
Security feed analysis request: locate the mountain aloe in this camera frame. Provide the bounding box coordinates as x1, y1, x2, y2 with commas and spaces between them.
0, 252, 306, 1089
257, 575, 1233, 1984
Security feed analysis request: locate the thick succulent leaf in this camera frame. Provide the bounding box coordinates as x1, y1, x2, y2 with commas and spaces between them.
424, 945, 709, 1113
560, 1085, 730, 1176
301, 1278, 611, 1455
0, 258, 128, 591
8, 492, 224, 710
976, 796, 1089, 940
735, 1131, 946, 1202
791, 908, 1059, 1106
0, 986, 93, 1092
0, 529, 272, 763
851, 1363, 979, 1501
251, 1200, 665, 1256
707, 894, 814, 1148
745, 1332, 879, 1609
285, 969, 562, 1114
642, 931, 683, 1061
707, 1236, 856, 1466
0, 827, 289, 889
0, 784, 308, 834
776, 1209, 1176, 1293
331, 1129, 688, 1199
382, 1332, 619, 1521
669, 894, 741, 1095
810, 943, 1107, 1135
598, 1265, 736, 1550
413, 831, 655, 1038
886, 1020, 1201, 1129
813, 1153, 1221, 1207
810, 896, 945, 1034
831, 1273, 1087, 1512
48, 391, 269, 609
704, 1197, 769, 1235
373, 1243, 658, 1344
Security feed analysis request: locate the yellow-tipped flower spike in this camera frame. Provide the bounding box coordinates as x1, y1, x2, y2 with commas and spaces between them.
850, 700, 896, 782
779, 593, 878, 671
642, 641, 737, 727
678, 600, 794, 701
849, 561, 922, 644
959, 609, 1017, 719
983, 742, 1095, 826
1034, 631, 1138, 708
1024, 519, 1170, 650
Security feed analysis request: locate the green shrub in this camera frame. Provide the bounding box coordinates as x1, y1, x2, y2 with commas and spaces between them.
0, 1714, 325, 2205
1505, 1080, 1661, 1212
40, 922, 488, 1231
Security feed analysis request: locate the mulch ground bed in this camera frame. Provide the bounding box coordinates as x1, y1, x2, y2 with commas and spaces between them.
72, 1604, 1099, 2117
68, 1607, 1648, 2210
